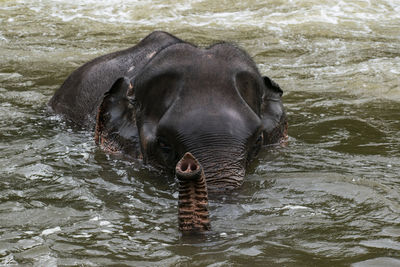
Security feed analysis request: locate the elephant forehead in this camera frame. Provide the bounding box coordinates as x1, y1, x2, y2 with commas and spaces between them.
160, 104, 261, 140
134, 43, 262, 106
180, 106, 248, 124
138, 43, 256, 81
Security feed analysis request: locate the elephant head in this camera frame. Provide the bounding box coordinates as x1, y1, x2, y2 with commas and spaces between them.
95, 42, 287, 191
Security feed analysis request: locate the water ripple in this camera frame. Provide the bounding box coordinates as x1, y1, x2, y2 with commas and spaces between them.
1, 0, 400, 265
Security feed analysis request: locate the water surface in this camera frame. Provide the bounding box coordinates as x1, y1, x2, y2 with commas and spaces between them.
1, 0, 400, 266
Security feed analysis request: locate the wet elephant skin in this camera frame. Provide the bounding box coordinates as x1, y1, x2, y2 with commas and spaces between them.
176, 152, 210, 232
49, 31, 287, 194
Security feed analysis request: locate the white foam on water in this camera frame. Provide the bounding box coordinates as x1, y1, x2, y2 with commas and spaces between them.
280, 205, 311, 210
99, 220, 111, 226
72, 233, 92, 238
0, 72, 23, 81
41, 226, 61, 236
10, 0, 398, 43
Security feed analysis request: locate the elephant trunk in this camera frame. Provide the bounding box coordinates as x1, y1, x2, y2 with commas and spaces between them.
176, 152, 210, 232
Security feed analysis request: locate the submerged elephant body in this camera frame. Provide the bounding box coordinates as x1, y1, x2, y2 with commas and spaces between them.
49, 31, 287, 230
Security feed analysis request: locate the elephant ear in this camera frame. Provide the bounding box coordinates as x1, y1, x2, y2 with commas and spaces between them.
263, 76, 283, 97
260, 76, 288, 144
95, 77, 140, 157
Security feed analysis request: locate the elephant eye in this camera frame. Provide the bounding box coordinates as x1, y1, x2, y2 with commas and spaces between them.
158, 139, 171, 152
255, 132, 263, 146
157, 137, 178, 165
246, 132, 264, 164
157, 137, 174, 156
249, 132, 263, 158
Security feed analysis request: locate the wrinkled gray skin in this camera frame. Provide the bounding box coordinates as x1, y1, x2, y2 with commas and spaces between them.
49, 31, 287, 191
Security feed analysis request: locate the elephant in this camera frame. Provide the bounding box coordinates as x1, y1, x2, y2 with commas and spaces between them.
49, 31, 287, 232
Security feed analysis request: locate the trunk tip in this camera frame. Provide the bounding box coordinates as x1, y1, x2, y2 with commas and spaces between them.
176, 152, 202, 180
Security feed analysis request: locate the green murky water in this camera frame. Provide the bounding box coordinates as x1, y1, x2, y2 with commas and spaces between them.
1, 0, 399, 266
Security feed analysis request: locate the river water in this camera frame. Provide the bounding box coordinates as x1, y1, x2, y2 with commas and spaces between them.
1, 0, 399, 266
